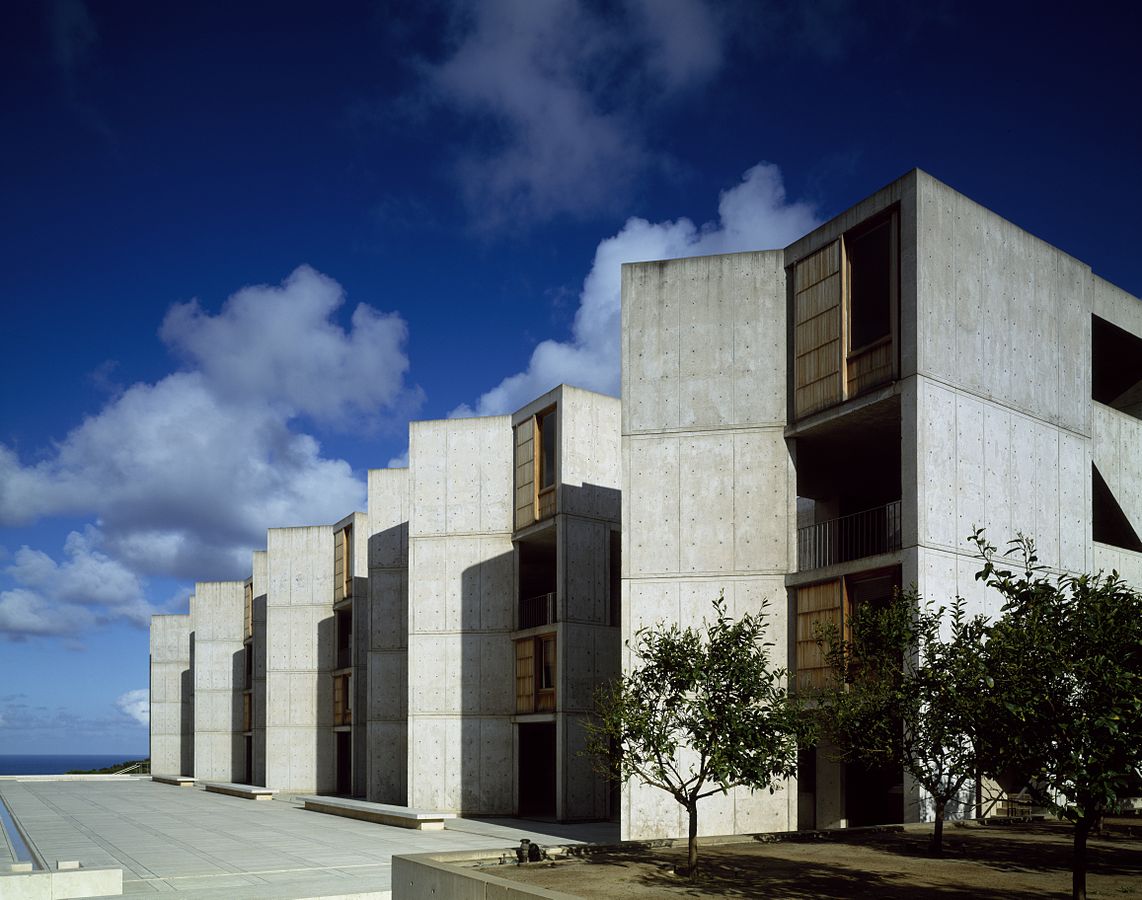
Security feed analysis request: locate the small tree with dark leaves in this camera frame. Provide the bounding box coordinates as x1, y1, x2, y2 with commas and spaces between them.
586, 593, 805, 877
817, 587, 988, 855
973, 531, 1142, 900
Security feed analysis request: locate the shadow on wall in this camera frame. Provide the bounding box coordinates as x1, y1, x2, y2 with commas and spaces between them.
180, 660, 194, 778
317, 613, 335, 793
367, 520, 409, 805
458, 547, 516, 817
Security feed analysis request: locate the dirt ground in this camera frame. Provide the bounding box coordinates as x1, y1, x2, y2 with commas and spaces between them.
487, 822, 1142, 898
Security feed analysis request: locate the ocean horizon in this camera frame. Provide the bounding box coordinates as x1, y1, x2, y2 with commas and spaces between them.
0, 754, 148, 775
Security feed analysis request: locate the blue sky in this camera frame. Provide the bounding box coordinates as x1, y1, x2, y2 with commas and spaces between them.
1, 0, 1140, 755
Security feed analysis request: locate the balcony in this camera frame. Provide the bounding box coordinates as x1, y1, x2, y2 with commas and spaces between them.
519, 592, 556, 630
797, 501, 901, 572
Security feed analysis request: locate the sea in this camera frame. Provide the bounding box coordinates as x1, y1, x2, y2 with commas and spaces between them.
0, 754, 146, 775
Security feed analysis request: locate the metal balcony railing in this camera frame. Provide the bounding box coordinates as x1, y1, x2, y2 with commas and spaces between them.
797, 500, 902, 572
519, 592, 556, 630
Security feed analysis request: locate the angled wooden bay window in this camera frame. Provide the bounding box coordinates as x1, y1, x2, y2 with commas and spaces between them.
515, 635, 556, 714
333, 524, 353, 604
514, 406, 558, 530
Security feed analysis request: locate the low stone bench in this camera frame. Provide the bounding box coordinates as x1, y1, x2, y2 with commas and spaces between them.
298, 796, 455, 830
203, 782, 276, 800
152, 775, 196, 787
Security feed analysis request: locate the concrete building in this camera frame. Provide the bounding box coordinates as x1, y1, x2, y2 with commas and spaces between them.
150, 386, 621, 823
148, 613, 193, 777
620, 167, 1142, 840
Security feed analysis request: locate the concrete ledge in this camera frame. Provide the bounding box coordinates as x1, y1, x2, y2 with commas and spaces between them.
203, 782, 276, 800
0, 864, 122, 898
299, 796, 455, 830
393, 852, 574, 899
151, 775, 196, 787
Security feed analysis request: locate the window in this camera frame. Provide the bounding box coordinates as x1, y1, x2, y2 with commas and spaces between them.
243, 581, 253, 639
537, 408, 556, 490
333, 672, 351, 726
609, 530, 621, 627
1092, 315, 1142, 420
335, 608, 353, 670
334, 525, 353, 603
846, 217, 894, 352
515, 635, 556, 713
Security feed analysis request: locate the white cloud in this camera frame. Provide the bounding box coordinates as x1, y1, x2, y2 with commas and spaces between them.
422, 0, 725, 226
115, 689, 149, 726
161, 265, 422, 430
457, 162, 821, 415
0, 267, 418, 637
0, 588, 97, 639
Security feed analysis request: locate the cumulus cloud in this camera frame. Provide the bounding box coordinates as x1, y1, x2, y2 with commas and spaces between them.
422, 0, 725, 226
457, 162, 821, 416
161, 265, 422, 429
4, 529, 156, 632
0, 267, 418, 637
116, 689, 149, 725
0, 588, 97, 639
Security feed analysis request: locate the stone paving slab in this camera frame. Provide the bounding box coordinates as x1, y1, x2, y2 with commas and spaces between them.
0, 778, 617, 898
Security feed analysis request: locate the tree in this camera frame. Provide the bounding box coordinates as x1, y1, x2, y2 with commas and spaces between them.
585, 593, 806, 876
817, 588, 988, 855
972, 531, 1142, 900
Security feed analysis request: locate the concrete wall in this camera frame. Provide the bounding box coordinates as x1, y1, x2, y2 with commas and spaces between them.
910, 171, 1094, 572
1093, 402, 1142, 536
407, 416, 515, 814
367, 467, 410, 804
190, 581, 245, 781
250, 550, 267, 786
149, 614, 193, 776
264, 525, 335, 794
621, 250, 798, 840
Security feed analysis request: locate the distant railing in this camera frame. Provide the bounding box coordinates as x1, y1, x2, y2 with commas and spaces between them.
797, 500, 902, 571
519, 592, 556, 630
113, 761, 150, 775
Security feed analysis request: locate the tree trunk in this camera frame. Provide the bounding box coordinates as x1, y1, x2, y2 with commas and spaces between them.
687, 802, 699, 877
1073, 816, 1090, 900
930, 798, 946, 856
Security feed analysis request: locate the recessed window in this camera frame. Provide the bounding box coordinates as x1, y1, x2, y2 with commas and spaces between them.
1093, 464, 1142, 551
1092, 315, 1142, 420
846, 217, 894, 352
537, 408, 556, 490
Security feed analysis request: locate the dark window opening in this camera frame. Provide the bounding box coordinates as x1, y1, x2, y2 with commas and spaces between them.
335, 608, 352, 670
846, 218, 894, 351
244, 646, 253, 689
518, 723, 556, 818
518, 532, 557, 629
1092, 315, 1142, 420
1093, 464, 1142, 551
537, 408, 557, 489
539, 636, 556, 690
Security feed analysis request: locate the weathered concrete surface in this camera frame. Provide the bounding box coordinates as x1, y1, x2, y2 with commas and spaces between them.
264, 525, 335, 794
367, 467, 410, 805
191, 582, 246, 782
149, 614, 193, 778
407, 416, 515, 815
621, 249, 797, 841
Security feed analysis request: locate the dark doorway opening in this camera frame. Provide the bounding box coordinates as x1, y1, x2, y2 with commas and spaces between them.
518, 723, 556, 818
244, 735, 252, 785
335, 731, 352, 796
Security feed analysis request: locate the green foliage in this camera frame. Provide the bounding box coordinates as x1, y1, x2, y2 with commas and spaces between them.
586, 593, 806, 874
973, 530, 1142, 900
817, 588, 988, 853
973, 530, 1142, 825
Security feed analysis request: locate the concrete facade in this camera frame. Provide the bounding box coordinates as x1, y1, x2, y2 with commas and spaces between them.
189, 581, 245, 782
148, 614, 193, 777
405, 414, 516, 814
366, 466, 409, 805
622, 168, 1142, 839
621, 250, 798, 840
263, 524, 336, 794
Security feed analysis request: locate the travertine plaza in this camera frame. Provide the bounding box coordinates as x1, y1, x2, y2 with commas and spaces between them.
152, 169, 1142, 839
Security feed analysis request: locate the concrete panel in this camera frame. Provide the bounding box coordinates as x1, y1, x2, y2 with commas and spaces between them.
190, 582, 244, 782
149, 614, 192, 776
558, 386, 622, 522
561, 516, 607, 625
679, 434, 734, 572
1093, 543, 1142, 591
627, 437, 680, 576
733, 429, 793, 572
